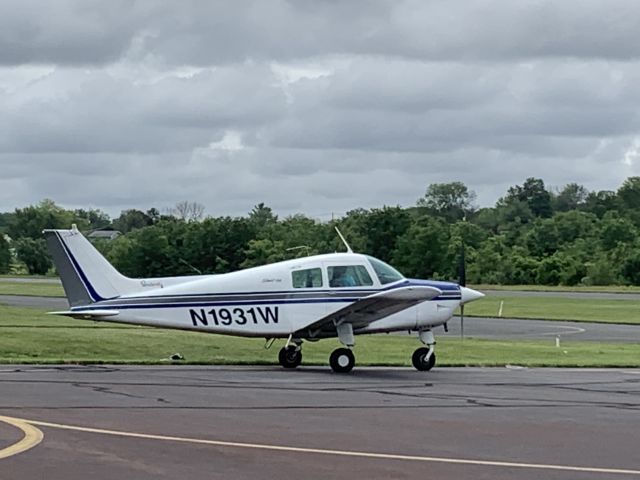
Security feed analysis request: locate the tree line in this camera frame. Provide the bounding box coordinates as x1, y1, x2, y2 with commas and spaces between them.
2, 177, 640, 286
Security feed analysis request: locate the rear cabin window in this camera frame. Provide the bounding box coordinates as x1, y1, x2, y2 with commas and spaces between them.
328, 265, 373, 287
292, 268, 323, 288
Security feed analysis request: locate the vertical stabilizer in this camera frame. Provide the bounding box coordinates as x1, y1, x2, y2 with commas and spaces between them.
43, 227, 138, 306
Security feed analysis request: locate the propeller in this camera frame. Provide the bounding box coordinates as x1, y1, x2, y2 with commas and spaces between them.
458, 241, 466, 341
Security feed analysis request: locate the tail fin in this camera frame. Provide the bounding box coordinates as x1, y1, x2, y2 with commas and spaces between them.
43, 226, 138, 306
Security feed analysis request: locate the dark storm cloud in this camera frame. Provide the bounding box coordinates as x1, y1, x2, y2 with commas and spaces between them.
1, 0, 640, 217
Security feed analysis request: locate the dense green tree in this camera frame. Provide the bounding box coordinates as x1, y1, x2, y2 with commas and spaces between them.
503, 251, 540, 285
536, 254, 566, 285
621, 252, 640, 285
525, 218, 559, 257
362, 207, 411, 262
115, 228, 174, 277
14, 238, 51, 275
0, 234, 11, 274
466, 236, 508, 284
0, 212, 14, 234
9, 199, 75, 240
503, 178, 552, 218
552, 211, 598, 245
584, 190, 618, 218
446, 221, 488, 280
112, 209, 153, 234
273, 215, 332, 255
417, 182, 476, 222
241, 239, 287, 268
334, 208, 369, 254
553, 183, 589, 212
248, 203, 278, 231
617, 176, 640, 210
181, 217, 256, 274
599, 212, 636, 250
392, 216, 450, 279
73, 208, 111, 230
496, 198, 533, 227
472, 207, 500, 233
583, 259, 618, 286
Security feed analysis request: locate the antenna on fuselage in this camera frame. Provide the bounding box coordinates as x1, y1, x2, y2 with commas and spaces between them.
335, 227, 353, 253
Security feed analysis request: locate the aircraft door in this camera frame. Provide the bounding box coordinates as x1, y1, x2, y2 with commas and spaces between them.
289, 266, 327, 331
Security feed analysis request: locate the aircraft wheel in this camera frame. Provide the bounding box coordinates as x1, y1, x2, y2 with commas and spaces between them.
412, 347, 436, 371
278, 346, 302, 368
330, 348, 355, 373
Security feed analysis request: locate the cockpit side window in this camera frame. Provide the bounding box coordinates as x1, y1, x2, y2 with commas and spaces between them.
292, 268, 323, 288
328, 265, 373, 287
366, 256, 404, 285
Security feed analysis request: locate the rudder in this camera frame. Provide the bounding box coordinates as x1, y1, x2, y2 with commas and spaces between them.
43, 226, 138, 306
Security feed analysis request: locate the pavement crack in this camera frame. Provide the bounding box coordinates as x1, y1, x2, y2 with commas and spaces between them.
71, 383, 147, 400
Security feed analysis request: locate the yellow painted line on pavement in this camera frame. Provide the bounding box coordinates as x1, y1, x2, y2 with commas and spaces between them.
0, 416, 44, 460
12, 417, 640, 476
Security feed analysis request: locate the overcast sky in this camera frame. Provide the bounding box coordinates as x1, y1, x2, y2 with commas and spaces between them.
2, 0, 640, 219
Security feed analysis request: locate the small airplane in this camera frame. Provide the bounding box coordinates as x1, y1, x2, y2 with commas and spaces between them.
44, 225, 484, 373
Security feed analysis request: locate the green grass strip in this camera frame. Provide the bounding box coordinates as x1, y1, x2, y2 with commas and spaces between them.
466, 296, 640, 324
471, 284, 640, 293
0, 282, 64, 297
1, 306, 639, 367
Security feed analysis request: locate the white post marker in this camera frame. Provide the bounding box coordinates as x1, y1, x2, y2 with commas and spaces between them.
498, 300, 504, 317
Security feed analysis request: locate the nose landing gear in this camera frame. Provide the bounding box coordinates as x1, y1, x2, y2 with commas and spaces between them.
412, 329, 436, 371
412, 347, 436, 371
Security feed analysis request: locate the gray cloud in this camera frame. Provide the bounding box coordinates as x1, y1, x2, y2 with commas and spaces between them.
1, 1, 640, 218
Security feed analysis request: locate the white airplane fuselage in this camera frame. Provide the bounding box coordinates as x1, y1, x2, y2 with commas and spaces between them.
70, 253, 464, 339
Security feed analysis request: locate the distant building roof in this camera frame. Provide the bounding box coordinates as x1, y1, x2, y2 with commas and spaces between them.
88, 230, 121, 240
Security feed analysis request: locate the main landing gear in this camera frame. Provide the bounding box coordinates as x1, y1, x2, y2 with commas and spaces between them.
329, 322, 356, 373
278, 344, 302, 368
412, 330, 436, 371
329, 348, 355, 373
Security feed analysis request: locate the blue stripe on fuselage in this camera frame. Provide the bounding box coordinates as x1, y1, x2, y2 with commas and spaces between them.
70, 279, 462, 312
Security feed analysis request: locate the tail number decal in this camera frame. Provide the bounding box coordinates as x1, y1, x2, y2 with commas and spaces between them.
190, 306, 279, 327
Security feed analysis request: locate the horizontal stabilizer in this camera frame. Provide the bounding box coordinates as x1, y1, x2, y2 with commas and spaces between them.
48, 310, 120, 319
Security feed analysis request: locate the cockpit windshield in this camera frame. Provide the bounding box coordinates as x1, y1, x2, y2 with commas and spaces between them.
366, 256, 404, 285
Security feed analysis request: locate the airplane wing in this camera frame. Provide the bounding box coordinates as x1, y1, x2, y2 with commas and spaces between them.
296, 286, 442, 338
48, 310, 120, 320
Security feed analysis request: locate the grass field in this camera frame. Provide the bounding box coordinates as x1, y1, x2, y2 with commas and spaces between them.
470, 284, 640, 293
0, 281, 64, 297
466, 295, 640, 324
1, 305, 639, 367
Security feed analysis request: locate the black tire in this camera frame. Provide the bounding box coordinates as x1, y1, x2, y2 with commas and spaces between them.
329, 348, 355, 373
412, 347, 436, 371
278, 346, 302, 368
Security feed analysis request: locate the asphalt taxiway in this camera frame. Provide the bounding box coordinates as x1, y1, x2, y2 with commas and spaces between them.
0, 366, 639, 479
